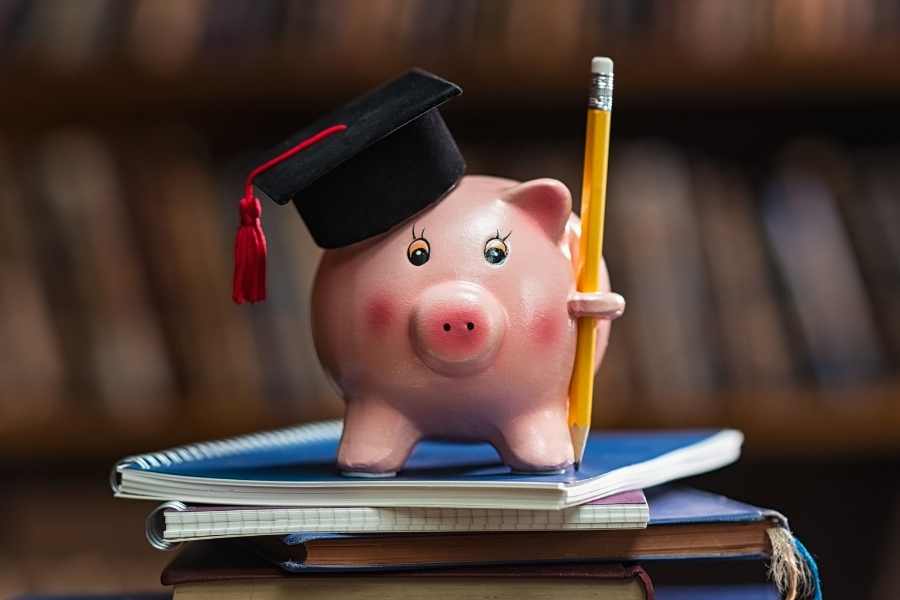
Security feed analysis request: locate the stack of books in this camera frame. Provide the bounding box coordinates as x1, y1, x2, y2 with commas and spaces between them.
112, 421, 820, 599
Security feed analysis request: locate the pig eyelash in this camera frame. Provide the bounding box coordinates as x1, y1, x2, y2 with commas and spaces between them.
489, 229, 512, 242
411, 224, 427, 240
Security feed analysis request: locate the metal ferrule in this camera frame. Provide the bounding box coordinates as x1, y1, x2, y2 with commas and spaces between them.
588, 72, 614, 111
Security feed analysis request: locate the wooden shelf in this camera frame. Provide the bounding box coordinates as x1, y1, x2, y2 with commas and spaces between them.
4, 383, 898, 463
595, 381, 900, 458
6, 44, 900, 132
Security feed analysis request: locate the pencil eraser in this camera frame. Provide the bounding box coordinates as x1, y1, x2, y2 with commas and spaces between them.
591, 56, 613, 75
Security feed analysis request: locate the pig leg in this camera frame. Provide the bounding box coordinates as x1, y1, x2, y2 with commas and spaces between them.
494, 408, 574, 472
337, 398, 421, 477
567, 291, 625, 320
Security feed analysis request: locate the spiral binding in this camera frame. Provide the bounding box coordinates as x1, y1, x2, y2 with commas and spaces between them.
110, 419, 343, 493
146, 500, 188, 550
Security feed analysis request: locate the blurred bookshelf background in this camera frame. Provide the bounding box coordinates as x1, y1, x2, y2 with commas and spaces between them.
2, 0, 900, 597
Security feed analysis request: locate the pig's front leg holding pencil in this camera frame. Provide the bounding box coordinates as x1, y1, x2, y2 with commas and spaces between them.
567, 289, 625, 381
567, 291, 625, 320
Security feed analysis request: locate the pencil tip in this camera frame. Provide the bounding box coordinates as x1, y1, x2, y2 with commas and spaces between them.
570, 425, 590, 465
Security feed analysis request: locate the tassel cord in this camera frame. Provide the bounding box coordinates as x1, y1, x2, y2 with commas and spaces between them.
232, 124, 347, 304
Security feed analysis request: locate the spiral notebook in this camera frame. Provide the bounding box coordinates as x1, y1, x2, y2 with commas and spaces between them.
147, 490, 649, 548
112, 420, 743, 510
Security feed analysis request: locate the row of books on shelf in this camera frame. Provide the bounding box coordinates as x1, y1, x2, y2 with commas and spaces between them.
468, 137, 900, 417
3, 0, 898, 74
0, 128, 337, 434
2, 127, 898, 434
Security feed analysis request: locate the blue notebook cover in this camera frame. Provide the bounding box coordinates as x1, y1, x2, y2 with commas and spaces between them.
113, 420, 743, 509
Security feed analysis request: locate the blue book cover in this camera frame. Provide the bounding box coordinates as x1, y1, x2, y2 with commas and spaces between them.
656, 585, 780, 600
112, 420, 743, 510
646, 486, 786, 527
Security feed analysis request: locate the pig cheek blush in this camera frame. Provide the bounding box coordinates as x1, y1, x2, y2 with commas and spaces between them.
531, 310, 562, 347
364, 295, 395, 337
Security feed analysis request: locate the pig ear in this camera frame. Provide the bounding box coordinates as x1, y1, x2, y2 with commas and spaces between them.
501, 179, 572, 241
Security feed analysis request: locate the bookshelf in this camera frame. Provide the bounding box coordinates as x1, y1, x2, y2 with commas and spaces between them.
3, 0, 900, 464
7, 45, 900, 127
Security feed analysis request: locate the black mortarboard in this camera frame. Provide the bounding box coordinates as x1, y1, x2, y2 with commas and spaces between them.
232, 69, 464, 303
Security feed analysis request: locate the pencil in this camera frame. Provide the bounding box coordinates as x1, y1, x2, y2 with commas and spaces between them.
569, 56, 614, 467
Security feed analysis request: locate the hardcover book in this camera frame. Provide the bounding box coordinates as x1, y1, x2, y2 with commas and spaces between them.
162, 539, 654, 600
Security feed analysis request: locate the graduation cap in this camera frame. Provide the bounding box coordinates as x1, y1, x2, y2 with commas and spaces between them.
233, 69, 464, 304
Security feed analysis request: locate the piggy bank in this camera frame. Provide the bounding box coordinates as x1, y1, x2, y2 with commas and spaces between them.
312, 176, 624, 475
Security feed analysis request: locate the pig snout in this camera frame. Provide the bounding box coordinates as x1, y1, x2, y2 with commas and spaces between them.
411, 281, 506, 376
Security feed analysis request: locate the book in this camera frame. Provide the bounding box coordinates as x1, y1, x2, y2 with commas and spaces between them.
112, 419, 743, 510
693, 160, 796, 391
5, 586, 783, 600
31, 131, 175, 428
147, 490, 649, 547
762, 142, 885, 386
838, 150, 900, 366
242, 486, 820, 599
606, 143, 718, 412
654, 585, 779, 600
120, 129, 265, 425
161, 539, 654, 600
247, 486, 786, 570
0, 141, 66, 429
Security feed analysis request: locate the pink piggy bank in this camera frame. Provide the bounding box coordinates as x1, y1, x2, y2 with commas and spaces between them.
312, 175, 625, 475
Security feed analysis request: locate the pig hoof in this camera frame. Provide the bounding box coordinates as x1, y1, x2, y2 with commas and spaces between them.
510, 467, 567, 475
340, 470, 397, 478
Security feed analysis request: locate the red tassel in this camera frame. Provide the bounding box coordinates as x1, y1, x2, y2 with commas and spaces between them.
233, 194, 267, 304
232, 123, 347, 304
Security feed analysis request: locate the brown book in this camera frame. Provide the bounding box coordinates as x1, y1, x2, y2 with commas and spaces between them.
119, 129, 264, 425
163, 539, 653, 600
762, 141, 885, 385
129, 0, 207, 73
842, 151, 900, 365
248, 520, 774, 570
606, 143, 718, 417
693, 160, 796, 392
31, 131, 175, 428
0, 142, 66, 428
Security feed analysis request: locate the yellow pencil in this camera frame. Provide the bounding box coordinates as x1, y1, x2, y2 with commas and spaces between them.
569, 56, 614, 467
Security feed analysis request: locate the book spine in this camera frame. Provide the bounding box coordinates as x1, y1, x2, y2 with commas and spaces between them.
762, 143, 886, 386
0, 141, 67, 428
34, 131, 176, 428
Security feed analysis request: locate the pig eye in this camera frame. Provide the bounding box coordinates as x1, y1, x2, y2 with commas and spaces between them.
407, 237, 430, 266
484, 235, 510, 265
